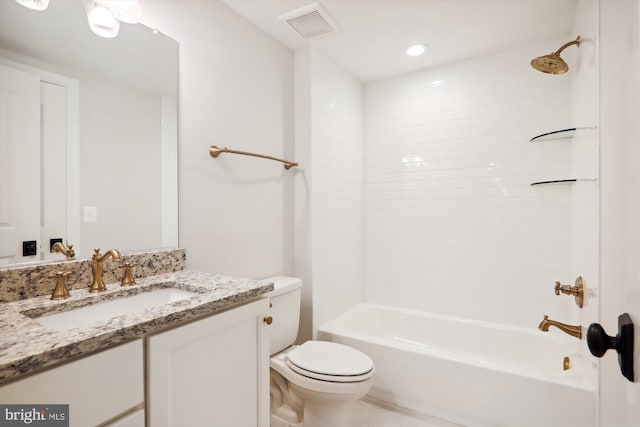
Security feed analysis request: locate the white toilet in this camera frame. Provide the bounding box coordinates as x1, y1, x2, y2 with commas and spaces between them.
265, 276, 374, 427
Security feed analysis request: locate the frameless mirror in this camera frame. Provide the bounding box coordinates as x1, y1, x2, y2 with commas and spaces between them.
0, 0, 178, 266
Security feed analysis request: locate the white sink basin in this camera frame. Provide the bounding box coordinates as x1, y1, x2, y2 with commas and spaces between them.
34, 288, 196, 331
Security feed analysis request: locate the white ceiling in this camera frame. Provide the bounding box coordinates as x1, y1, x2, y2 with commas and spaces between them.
0, 0, 177, 96
221, 0, 580, 82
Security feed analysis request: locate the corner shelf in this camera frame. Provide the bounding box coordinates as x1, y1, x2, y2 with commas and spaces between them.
529, 126, 598, 186
530, 126, 597, 142
530, 178, 597, 186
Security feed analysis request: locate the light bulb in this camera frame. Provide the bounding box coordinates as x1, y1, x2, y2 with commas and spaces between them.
98, 0, 142, 24
87, 3, 120, 38
14, 0, 49, 11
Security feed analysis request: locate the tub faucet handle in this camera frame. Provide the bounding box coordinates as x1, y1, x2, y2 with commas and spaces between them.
553, 276, 584, 308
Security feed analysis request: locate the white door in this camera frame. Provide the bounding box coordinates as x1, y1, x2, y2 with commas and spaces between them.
598, 1, 640, 426
0, 63, 40, 264
40, 81, 68, 261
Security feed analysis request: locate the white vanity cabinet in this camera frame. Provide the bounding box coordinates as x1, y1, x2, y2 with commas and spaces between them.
146, 297, 270, 427
0, 340, 144, 427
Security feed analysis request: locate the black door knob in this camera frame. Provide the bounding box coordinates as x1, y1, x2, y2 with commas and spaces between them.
586, 323, 617, 357
586, 313, 634, 382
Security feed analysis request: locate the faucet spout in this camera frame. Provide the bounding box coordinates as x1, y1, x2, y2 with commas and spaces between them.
95, 248, 122, 263
90, 248, 122, 292
538, 315, 582, 339
51, 241, 75, 259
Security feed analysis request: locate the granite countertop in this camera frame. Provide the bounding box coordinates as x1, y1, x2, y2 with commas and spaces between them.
0, 270, 274, 384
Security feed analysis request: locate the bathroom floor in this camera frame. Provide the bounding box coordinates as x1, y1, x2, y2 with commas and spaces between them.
347, 397, 463, 427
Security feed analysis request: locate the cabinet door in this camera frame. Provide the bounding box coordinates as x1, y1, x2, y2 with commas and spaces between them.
147, 298, 270, 427
0, 340, 144, 427
105, 408, 144, 427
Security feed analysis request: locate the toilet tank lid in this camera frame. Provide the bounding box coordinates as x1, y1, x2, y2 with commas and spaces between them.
262, 276, 302, 297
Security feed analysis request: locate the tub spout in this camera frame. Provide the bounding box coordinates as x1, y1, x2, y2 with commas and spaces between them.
538, 315, 582, 339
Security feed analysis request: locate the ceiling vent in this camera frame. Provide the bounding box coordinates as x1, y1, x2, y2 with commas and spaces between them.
279, 2, 340, 40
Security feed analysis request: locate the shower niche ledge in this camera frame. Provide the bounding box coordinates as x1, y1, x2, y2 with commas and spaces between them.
529, 126, 597, 142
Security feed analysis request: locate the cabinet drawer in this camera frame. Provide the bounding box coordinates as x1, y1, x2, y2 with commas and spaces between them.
0, 340, 144, 427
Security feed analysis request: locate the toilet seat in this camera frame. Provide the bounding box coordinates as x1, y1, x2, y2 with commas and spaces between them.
271, 345, 375, 395
285, 341, 374, 383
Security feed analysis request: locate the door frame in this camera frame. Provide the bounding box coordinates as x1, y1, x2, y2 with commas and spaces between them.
598, 0, 640, 425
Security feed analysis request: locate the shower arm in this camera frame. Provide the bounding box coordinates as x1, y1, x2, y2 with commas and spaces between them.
554, 36, 581, 56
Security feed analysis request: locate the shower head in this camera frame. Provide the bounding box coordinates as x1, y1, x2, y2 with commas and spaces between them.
531, 36, 581, 74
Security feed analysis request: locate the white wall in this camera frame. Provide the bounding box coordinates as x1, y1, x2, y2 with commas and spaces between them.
363, 37, 581, 328
80, 76, 162, 253
140, 0, 294, 278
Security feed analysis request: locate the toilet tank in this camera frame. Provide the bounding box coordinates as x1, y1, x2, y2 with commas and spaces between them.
263, 276, 302, 355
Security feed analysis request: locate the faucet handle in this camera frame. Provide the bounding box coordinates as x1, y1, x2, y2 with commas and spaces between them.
119, 262, 137, 286
48, 271, 72, 300
553, 276, 584, 308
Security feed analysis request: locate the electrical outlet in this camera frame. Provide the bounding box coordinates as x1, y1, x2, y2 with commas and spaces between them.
50, 238, 63, 252
22, 240, 37, 257
84, 206, 97, 223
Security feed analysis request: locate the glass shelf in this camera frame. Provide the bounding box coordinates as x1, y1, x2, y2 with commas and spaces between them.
530, 126, 597, 142
530, 178, 597, 186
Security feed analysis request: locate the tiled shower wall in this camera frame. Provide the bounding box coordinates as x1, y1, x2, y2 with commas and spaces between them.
309, 50, 364, 330
363, 36, 588, 328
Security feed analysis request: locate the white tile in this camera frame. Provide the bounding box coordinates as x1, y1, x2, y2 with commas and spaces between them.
347, 397, 463, 427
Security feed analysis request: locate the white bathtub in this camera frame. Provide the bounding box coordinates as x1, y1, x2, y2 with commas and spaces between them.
317, 303, 597, 427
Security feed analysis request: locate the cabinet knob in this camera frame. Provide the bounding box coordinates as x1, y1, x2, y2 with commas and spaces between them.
263, 316, 273, 325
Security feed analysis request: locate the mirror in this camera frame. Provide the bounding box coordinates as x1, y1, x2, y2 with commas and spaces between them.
0, 0, 178, 266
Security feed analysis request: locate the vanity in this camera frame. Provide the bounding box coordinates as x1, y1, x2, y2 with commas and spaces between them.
0, 249, 273, 427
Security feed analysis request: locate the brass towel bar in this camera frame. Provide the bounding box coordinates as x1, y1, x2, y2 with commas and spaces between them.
209, 145, 298, 170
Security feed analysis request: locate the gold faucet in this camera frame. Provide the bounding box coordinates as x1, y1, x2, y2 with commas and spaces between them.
90, 248, 122, 292
49, 271, 71, 300
538, 315, 582, 339
51, 241, 75, 259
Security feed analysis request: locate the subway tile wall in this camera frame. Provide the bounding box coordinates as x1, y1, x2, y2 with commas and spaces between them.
310, 50, 364, 329
363, 37, 592, 328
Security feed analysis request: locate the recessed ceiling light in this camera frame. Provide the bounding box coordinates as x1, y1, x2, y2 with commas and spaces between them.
406, 44, 429, 57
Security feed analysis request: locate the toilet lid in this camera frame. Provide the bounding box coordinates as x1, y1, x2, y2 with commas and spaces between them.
285, 341, 374, 382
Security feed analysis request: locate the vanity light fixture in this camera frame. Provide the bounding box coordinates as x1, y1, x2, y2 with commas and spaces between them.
83, 0, 142, 39
14, 0, 49, 11
85, 1, 120, 39
406, 44, 429, 57
100, 0, 142, 24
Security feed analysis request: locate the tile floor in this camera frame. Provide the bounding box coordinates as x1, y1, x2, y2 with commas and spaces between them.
346, 397, 463, 427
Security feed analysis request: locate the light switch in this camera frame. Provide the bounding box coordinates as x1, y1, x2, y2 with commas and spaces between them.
84, 206, 97, 223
